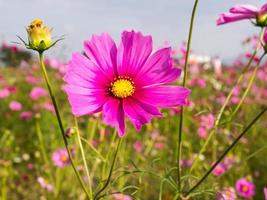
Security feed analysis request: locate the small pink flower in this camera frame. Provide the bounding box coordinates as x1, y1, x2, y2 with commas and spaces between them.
30, 87, 47, 100
217, 187, 237, 200
9, 101, 22, 111
20, 111, 33, 121
113, 194, 132, 200
200, 114, 215, 129
37, 177, 53, 192
198, 127, 208, 139
235, 178, 255, 198
0, 88, 10, 99
133, 140, 143, 153
212, 164, 226, 176
264, 187, 267, 200
52, 148, 71, 168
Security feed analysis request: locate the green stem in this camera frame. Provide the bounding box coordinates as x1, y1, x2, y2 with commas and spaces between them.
74, 117, 93, 199
94, 137, 122, 200
230, 53, 265, 118
35, 119, 55, 188
190, 37, 263, 173
177, 0, 199, 193
38, 52, 91, 199
185, 106, 267, 197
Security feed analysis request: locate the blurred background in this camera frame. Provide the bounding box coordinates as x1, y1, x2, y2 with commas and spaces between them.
0, 0, 266, 60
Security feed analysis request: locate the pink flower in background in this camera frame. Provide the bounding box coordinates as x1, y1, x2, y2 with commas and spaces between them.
217, 187, 237, 200
235, 178, 255, 198
264, 187, 267, 200
26, 74, 40, 84
30, 87, 47, 100
113, 194, 132, 200
217, 4, 267, 26
64, 31, 190, 136
37, 177, 53, 192
212, 163, 226, 176
198, 126, 208, 139
133, 140, 143, 153
52, 148, 71, 168
9, 101, 22, 111
20, 111, 33, 121
0, 88, 10, 99
6, 86, 17, 94
200, 114, 215, 129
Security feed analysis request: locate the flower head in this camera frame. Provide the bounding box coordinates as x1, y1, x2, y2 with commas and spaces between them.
264, 187, 267, 200
217, 187, 237, 200
52, 148, 71, 168
235, 178, 255, 198
18, 19, 61, 53
9, 101, 22, 111
30, 87, 47, 100
64, 31, 190, 136
217, 3, 267, 27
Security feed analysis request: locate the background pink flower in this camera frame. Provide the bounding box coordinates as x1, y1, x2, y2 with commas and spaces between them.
9, 101, 22, 111
30, 87, 47, 100
235, 178, 255, 198
52, 148, 71, 168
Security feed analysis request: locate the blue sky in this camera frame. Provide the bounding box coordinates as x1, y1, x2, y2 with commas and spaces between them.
0, 0, 266, 60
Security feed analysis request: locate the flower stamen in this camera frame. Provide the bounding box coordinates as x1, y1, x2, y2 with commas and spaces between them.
110, 77, 135, 98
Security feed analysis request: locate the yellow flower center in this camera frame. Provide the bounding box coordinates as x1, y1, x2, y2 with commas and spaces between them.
60, 155, 68, 162
241, 185, 249, 193
110, 77, 135, 98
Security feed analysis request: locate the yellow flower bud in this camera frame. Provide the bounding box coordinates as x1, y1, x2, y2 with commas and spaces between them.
256, 13, 267, 27
26, 19, 52, 51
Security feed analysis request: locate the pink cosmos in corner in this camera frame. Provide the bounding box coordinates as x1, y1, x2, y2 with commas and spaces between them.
52, 148, 71, 168
217, 3, 267, 25
235, 178, 255, 198
64, 31, 190, 136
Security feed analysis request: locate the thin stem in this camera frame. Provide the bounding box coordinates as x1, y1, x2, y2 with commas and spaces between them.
215, 28, 264, 127
177, 0, 199, 193
35, 119, 55, 188
94, 137, 122, 200
230, 53, 265, 118
185, 106, 267, 197
74, 116, 93, 199
38, 53, 91, 199
190, 36, 263, 173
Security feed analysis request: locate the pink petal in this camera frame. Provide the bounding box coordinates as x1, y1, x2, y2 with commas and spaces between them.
64, 53, 111, 88
123, 98, 161, 131
102, 98, 125, 136
217, 13, 255, 25
134, 86, 190, 107
117, 31, 152, 77
84, 33, 117, 79
230, 5, 258, 15
261, 3, 267, 12
134, 47, 181, 87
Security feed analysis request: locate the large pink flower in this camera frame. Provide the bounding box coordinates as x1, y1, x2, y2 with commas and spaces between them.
217, 3, 267, 26
64, 31, 190, 136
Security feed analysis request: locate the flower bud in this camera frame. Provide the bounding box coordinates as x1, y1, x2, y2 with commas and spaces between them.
26, 19, 52, 52
256, 13, 267, 27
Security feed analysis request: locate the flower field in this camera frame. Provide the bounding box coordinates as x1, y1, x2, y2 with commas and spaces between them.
0, 2, 267, 200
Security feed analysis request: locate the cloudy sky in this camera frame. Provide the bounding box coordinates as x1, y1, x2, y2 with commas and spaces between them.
0, 0, 265, 60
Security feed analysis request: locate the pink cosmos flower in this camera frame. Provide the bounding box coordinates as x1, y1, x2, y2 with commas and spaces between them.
37, 177, 53, 192
217, 3, 267, 26
133, 140, 143, 153
235, 178, 255, 198
197, 126, 208, 139
64, 31, 190, 136
264, 187, 267, 200
113, 194, 132, 200
52, 148, 71, 168
20, 111, 33, 121
30, 87, 47, 100
9, 101, 22, 111
217, 187, 237, 200
212, 163, 226, 176
0, 88, 10, 99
